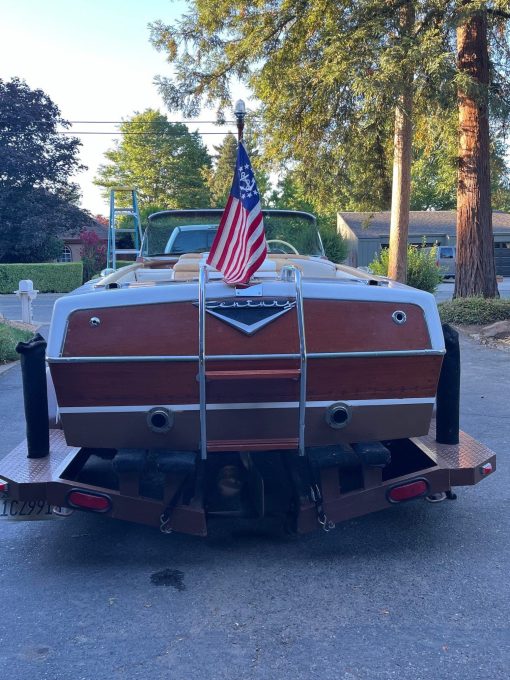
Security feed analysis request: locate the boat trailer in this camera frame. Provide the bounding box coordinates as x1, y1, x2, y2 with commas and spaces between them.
0, 326, 496, 537
0, 424, 496, 536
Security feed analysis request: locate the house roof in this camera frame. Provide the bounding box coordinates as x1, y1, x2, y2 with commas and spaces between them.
338, 210, 510, 239
64, 219, 109, 242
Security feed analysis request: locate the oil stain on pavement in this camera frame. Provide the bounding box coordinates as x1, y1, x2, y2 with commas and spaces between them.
150, 569, 185, 590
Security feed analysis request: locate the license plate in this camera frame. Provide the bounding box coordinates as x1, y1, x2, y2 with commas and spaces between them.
0, 499, 64, 521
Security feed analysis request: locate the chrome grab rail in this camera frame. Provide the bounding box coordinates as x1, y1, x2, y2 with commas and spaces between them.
282, 265, 307, 456
198, 265, 208, 460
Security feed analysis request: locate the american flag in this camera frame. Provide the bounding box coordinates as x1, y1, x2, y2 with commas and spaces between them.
206, 142, 267, 285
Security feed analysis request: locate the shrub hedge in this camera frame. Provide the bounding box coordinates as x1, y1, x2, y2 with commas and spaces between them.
438, 297, 510, 325
369, 245, 444, 293
0, 263, 83, 293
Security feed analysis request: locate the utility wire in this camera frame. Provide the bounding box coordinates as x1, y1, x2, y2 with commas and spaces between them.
0, 119, 238, 125
67, 120, 236, 124
0, 130, 236, 136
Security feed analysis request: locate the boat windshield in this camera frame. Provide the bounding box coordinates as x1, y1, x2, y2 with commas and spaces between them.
141, 210, 325, 258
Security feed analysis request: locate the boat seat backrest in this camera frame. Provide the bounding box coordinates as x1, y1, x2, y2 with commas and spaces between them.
268, 255, 337, 278
135, 268, 174, 282
170, 254, 335, 280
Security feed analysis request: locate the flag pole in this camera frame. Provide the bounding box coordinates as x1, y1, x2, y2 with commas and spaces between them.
234, 99, 246, 142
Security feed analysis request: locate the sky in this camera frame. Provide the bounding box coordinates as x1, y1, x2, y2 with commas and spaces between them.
0, 0, 241, 216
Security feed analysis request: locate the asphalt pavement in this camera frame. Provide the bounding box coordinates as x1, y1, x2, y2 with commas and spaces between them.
0, 293, 509, 680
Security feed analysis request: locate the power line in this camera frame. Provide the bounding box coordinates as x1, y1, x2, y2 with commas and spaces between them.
0, 130, 235, 136
67, 120, 236, 125
0, 119, 237, 125
61, 131, 232, 135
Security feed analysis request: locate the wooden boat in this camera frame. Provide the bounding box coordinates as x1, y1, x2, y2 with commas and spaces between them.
47, 209, 445, 457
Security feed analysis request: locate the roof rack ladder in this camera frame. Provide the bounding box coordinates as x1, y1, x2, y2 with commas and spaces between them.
107, 188, 143, 270
198, 264, 307, 459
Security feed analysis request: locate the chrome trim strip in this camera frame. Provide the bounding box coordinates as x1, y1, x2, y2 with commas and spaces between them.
308, 349, 445, 359
293, 267, 307, 456
198, 265, 208, 460
58, 398, 436, 414
47, 349, 445, 364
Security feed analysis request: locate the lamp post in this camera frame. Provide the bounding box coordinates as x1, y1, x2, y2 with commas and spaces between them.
234, 99, 246, 142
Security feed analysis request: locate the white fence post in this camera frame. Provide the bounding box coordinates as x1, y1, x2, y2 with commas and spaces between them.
14, 280, 38, 324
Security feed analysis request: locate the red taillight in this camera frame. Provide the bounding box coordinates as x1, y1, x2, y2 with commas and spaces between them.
387, 479, 428, 503
480, 463, 493, 476
0, 480, 9, 494
67, 490, 111, 512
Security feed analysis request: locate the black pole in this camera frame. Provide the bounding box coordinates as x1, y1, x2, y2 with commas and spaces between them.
236, 115, 245, 142
234, 99, 246, 142
436, 323, 460, 445
16, 333, 50, 458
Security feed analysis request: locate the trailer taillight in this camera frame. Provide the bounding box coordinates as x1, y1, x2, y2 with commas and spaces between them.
387, 479, 428, 503
480, 463, 493, 476
0, 480, 9, 495
67, 490, 111, 512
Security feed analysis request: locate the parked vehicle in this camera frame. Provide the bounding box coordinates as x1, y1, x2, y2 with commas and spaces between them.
425, 245, 456, 279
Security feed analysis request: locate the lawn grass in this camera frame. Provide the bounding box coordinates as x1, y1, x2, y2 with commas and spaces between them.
438, 297, 510, 325
0, 322, 33, 363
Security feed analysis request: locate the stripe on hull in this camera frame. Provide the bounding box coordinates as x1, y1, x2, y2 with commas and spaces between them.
58, 397, 436, 413
58, 402, 435, 450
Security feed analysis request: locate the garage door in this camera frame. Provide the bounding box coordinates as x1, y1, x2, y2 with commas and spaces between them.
494, 242, 510, 276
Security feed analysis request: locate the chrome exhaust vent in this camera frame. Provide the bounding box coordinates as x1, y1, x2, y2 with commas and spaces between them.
147, 407, 174, 433
325, 402, 351, 429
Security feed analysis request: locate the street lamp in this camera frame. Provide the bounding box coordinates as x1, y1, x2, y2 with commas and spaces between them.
234, 99, 246, 142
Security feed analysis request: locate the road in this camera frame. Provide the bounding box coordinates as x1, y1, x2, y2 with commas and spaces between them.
434, 278, 510, 302
0, 292, 62, 326
0, 295, 509, 679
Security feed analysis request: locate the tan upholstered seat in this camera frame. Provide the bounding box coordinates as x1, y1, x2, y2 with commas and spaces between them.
135, 269, 174, 282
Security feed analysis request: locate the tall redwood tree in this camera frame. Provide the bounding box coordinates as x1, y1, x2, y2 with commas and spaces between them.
455, 7, 499, 298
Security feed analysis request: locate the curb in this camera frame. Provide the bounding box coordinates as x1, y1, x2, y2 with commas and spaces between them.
0, 360, 19, 375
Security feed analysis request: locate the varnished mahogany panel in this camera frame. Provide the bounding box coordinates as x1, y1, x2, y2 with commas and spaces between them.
62, 299, 431, 357
303, 300, 431, 352
50, 355, 442, 407
62, 301, 299, 357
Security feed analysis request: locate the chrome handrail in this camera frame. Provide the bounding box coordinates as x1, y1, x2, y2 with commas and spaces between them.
198, 265, 208, 459
282, 266, 307, 456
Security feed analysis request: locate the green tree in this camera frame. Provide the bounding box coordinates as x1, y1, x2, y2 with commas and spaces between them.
410, 109, 510, 212
206, 129, 270, 207
150, 1, 510, 296
269, 171, 348, 263
94, 109, 212, 209
0, 78, 91, 262
207, 132, 238, 207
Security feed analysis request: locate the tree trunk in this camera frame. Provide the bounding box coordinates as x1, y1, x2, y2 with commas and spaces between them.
455, 9, 498, 298
388, 2, 414, 283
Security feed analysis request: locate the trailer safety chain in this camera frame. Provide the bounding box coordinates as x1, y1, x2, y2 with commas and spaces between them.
310, 484, 335, 532
160, 478, 189, 534
159, 513, 174, 534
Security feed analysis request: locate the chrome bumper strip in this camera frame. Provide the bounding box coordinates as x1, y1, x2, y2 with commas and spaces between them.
49, 349, 445, 364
